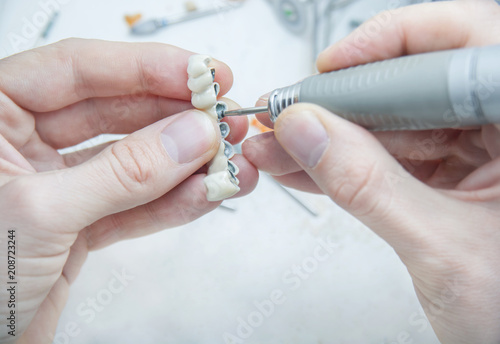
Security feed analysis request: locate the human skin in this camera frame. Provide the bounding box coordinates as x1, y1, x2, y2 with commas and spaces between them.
243, 1, 500, 343
0, 39, 258, 343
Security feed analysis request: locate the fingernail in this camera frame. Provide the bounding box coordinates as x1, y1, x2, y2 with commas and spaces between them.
256, 92, 272, 107
246, 133, 268, 145
258, 92, 271, 102
277, 111, 329, 168
161, 111, 216, 164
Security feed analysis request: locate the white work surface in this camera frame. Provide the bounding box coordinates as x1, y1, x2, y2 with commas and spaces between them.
1, 0, 440, 343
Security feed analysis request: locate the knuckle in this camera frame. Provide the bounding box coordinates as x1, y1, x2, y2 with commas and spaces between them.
0, 99, 35, 148
108, 140, 157, 193
52, 38, 81, 62
83, 99, 115, 135
138, 55, 168, 95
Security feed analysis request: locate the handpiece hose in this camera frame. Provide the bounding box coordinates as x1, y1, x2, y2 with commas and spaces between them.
268, 45, 500, 131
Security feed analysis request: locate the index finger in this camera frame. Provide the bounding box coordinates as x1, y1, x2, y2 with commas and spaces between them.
0, 38, 233, 112
317, 0, 500, 72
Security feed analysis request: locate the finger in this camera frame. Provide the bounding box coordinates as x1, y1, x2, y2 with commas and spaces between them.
219, 98, 249, 145
243, 131, 302, 176
0, 90, 36, 149
425, 156, 478, 189
226, 154, 259, 199
17, 276, 70, 344
36, 96, 247, 150
0, 158, 33, 188
18, 132, 67, 172
35, 95, 193, 148
15, 109, 220, 232
222, 116, 248, 144
373, 130, 458, 160
62, 231, 89, 285
395, 157, 479, 189
0, 160, 28, 187
456, 158, 500, 192
85, 174, 219, 250
273, 104, 460, 252
0, 140, 36, 186
86, 155, 259, 250
317, 1, 500, 72
0, 38, 233, 112
482, 124, 500, 159
0, 134, 35, 172
374, 129, 489, 167
273, 171, 322, 194
254, 93, 274, 129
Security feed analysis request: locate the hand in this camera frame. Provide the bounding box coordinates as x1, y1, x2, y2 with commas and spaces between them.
243, 1, 500, 343
0, 39, 257, 343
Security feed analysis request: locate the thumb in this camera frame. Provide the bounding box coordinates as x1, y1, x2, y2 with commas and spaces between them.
27, 110, 220, 230
274, 104, 452, 251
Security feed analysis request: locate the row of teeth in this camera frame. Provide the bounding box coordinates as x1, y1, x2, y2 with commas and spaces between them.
187, 55, 240, 201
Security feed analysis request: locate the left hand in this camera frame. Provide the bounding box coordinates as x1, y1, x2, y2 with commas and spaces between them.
0, 38, 257, 343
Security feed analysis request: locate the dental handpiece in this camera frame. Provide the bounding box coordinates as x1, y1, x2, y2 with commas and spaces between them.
223, 45, 500, 131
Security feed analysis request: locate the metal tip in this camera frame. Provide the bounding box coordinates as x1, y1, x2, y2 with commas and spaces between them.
222, 106, 268, 117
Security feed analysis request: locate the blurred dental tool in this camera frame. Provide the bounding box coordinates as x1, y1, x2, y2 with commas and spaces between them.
267, 174, 318, 217
219, 202, 238, 212
124, 13, 143, 27
33, 11, 59, 47
130, 1, 243, 35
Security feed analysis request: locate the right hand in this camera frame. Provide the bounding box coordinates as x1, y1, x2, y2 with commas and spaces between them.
244, 1, 500, 343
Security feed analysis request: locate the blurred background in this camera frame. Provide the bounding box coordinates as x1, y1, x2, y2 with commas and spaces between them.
1, 0, 443, 343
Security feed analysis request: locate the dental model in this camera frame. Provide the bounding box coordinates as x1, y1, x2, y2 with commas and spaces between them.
187, 55, 240, 201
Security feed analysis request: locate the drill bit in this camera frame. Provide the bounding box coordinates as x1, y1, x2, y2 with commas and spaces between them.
222, 106, 268, 117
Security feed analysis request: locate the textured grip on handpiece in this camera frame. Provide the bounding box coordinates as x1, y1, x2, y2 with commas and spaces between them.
269, 45, 500, 131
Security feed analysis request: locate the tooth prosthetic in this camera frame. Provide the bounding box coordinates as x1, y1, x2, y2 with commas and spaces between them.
187, 55, 240, 202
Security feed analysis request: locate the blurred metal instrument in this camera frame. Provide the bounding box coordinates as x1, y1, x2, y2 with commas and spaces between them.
131, 1, 243, 35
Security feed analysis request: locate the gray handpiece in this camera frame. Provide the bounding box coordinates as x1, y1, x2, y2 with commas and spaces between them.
268, 45, 500, 130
